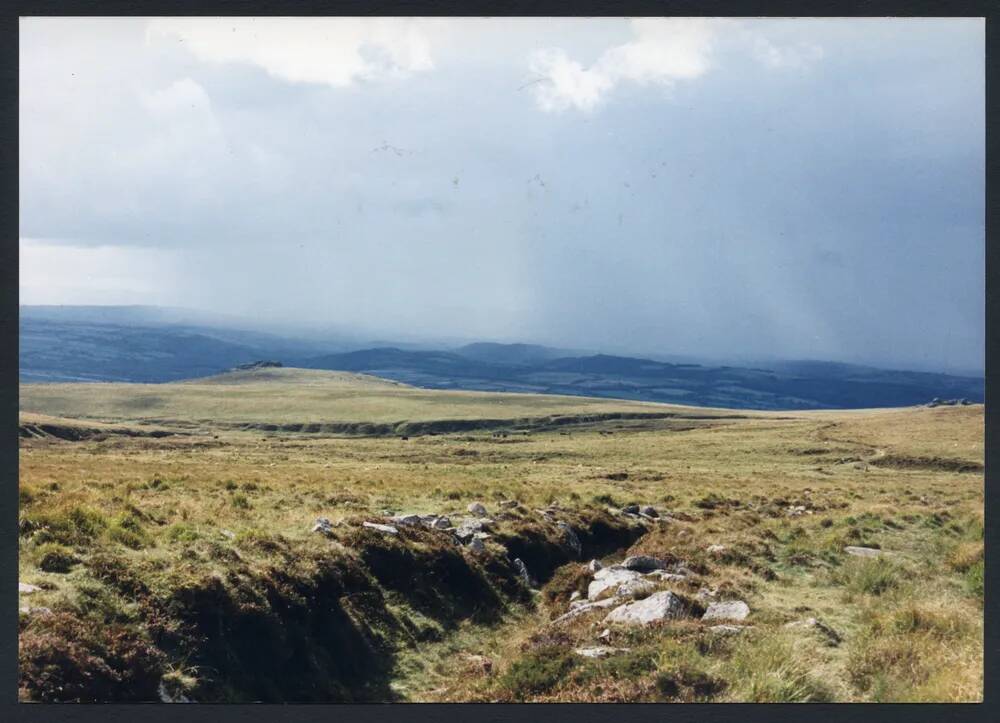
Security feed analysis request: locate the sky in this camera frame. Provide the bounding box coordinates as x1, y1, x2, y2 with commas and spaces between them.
19, 17, 985, 373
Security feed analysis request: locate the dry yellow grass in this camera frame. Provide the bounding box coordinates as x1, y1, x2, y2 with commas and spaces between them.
17, 372, 984, 702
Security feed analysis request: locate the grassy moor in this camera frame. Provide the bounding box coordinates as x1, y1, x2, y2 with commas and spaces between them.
17, 370, 983, 702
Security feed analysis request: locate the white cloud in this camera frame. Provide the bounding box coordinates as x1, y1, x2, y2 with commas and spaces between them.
750, 35, 825, 69
20, 239, 179, 305
147, 17, 435, 87
530, 18, 717, 112
529, 18, 825, 112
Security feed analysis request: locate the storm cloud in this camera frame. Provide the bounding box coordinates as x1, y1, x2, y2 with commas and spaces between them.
19, 17, 984, 373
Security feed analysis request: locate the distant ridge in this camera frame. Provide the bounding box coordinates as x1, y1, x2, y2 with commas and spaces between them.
19, 305, 984, 411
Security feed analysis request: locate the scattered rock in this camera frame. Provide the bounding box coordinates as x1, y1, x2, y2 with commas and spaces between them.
786, 506, 807, 517
311, 517, 336, 536
708, 624, 746, 636
622, 555, 667, 572
454, 517, 491, 542
588, 567, 644, 599
784, 617, 842, 645
702, 600, 750, 622
616, 578, 657, 599
467, 536, 486, 553
588, 559, 604, 573
18, 582, 41, 594
552, 597, 620, 624
604, 591, 688, 626
498, 500, 518, 509
574, 646, 628, 659
557, 521, 582, 558
645, 571, 687, 582
696, 587, 718, 602
467, 502, 488, 517
391, 514, 422, 527
362, 521, 399, 535
844, 546, 884, 558
513, 558, 534, 587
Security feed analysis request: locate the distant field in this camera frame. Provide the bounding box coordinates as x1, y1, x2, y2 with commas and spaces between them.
19, 367, 743, 428
17, 371, 983, 703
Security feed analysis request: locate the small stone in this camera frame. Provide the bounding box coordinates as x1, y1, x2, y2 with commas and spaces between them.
622, 555, 667, 572
574, 646, 628, 659
362, 521, 399, 535
311, 517, 336, 536
702, 600, 750, 622
513, 558, 533, 587
706, 544, 727, 556
557, 521, 582, 558
639, 505, 659, 518
645, 571, 687, 582
603, 591, 689, 626
19, 582, 41, 594
467, 536, 486, 553
589, 567, 643, 599
569, 590, 582, 602
616, 578, 657, 599
597, 628, 612, 641
499, 500, 518, 509
467, 502, 488, 517
391, 514, 422, 527
709, 624, 746, 636
551, 597, 620, 624
587, 559, 603, 573
622, 504, 640, 515
844, 546, 884, 558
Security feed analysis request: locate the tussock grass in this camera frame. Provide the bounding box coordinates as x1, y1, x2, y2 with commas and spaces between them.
17, 380, 983, 702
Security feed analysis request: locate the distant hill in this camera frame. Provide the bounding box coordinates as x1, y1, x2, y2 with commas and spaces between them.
454, 342, 578, 365
301, 347, 983, 411
19, 305, 984, 410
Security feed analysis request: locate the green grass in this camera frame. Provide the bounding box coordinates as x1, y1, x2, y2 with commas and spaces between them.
17, 374, 984, 703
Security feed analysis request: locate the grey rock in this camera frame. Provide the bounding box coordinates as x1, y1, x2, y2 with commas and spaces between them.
845, 546, 884, 558
18, 582, 41, 594
467, 502, 488, 517
588, 567, 643, 599
569, 590, 582, 602
639, 505, 659, 518
557, 521, 582, 558
622, 555, 667, 572
499, 500, 518, 509
597, 627, 612, 641
362, 521, 399, 535
702, 600, 750, 622
552, 596, 620, 624
709, 624, 747, 636
622, 504, 640, 515
467, 536, 486, 553
574, 646, 628, 659
645, 571, 688, 582
604, 591, 689, 625
311, 517, 336, 536
513, 558, 534, 587
588, 559, 603, 573
706, 544, 727, 555
391, 514, 422, 527
616, 578, 657, 599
